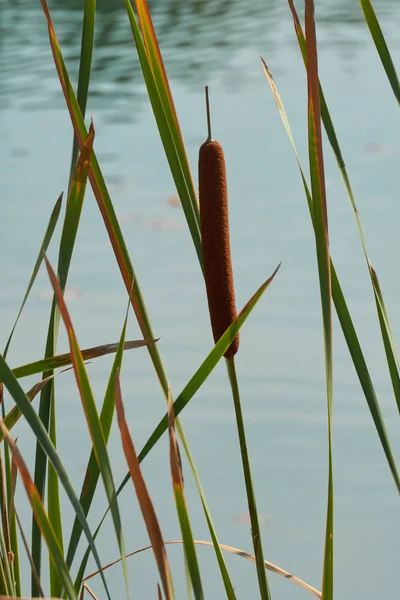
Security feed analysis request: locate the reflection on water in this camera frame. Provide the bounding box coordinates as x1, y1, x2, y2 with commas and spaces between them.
1, 0, 399, 114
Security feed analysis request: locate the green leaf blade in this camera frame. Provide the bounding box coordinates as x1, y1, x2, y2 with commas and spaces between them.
360, 0, 400, 104
45, 256, 130, 598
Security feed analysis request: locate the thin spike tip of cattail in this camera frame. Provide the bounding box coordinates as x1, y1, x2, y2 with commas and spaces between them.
199, 91, 239, 359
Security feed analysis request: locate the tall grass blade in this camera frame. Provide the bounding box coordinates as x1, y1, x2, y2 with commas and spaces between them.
124, 1, 202, 266
76, 266, 280, 583
132, 0, 200, 230
48, 391, 62, 597
0, 453, 11, 555
0, 453, 15, 596
59, 119, 95, 291
0, 424, 77, 600
0, 355, 111, 600
359, 0, 400, 104
11, 339, 154, 381
261, 57, 400, 492
7, 454, 19, 597
49, 126, 95, 593
45, 256, 130, 599
115, 372, 175, 600
138, 266, 280, 464
32, 118, 94, 597
171, 426, 236, 599
39, 0, 170, 398
75, 372, 237, 598
15, 508, 45, 598
370, 268, 400, 414
66, 315, 129, 575
69, 0, 96, 178
167, 389, 203, 600
0, 386, 20, 596
3, 194, 62, 360
304, 3, 334, 597
6, 458, 20, 597
287, 0, 400, 430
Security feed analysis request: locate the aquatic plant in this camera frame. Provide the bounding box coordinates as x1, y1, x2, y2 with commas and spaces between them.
0, 0, 398, 598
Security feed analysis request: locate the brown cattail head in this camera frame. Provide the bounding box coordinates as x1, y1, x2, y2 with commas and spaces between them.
199, 138, 239, 359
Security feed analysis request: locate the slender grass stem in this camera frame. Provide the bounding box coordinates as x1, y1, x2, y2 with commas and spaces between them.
225, 357, 271, 600
0, 553, 9, 597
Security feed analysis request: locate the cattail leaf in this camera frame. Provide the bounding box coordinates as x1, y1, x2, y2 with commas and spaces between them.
39, 0, 171, 402
76, 267, 279, 586
0, 354, 111, 600
138, 265, 280, 465
3, 194, 62, 360
304, 2, 334, 598
69, 0, 96, 178
0, 452, 15, 595
11, 339, 155, 381
6, 458, 20, 596
0, 424, 77, 600
132, 0, 201, 234
359, 0, 400, 104
58, 118, 95, 291
0, 368, 73, 444
370, 268, 400, 405
167, 389, 204, 600
15, 508, 45, 598
284, 0, 400, 487
31, 99, 94, 597
115, 372, 175, 600
0, 388, 21, 596
171, 426, 237, 599
44, 256, 130, 599
67, 311, 128, 585
124, 1, 202, 266
288, 0, 400, 420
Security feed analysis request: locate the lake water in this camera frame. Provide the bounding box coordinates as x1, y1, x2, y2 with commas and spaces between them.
1, 0, 400, 598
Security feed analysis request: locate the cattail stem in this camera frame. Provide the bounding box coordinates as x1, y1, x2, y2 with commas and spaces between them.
199, 90, 239, 359
199, 87, 271, 600
205, 86, 212, 143
225, 357, 272, 600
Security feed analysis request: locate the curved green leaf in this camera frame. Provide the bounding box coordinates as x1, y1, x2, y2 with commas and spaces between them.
3, 194, 62, 360
66, 316, 128, 576
168, 391, 203, 600
124, 0, 202, 267
11, 339, 153, 381
75, 266, 280, 584
0, 425, 77, 600
115, 374, 175, 600
360, 0, 400, 104
45, 256, 130, 599
0, 354, 111, 600
69, 0, 96, 179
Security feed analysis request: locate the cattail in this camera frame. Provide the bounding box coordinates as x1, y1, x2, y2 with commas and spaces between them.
199, 87, 239, 359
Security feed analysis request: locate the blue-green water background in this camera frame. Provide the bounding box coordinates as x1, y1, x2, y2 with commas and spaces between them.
1, 0, 400, 598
